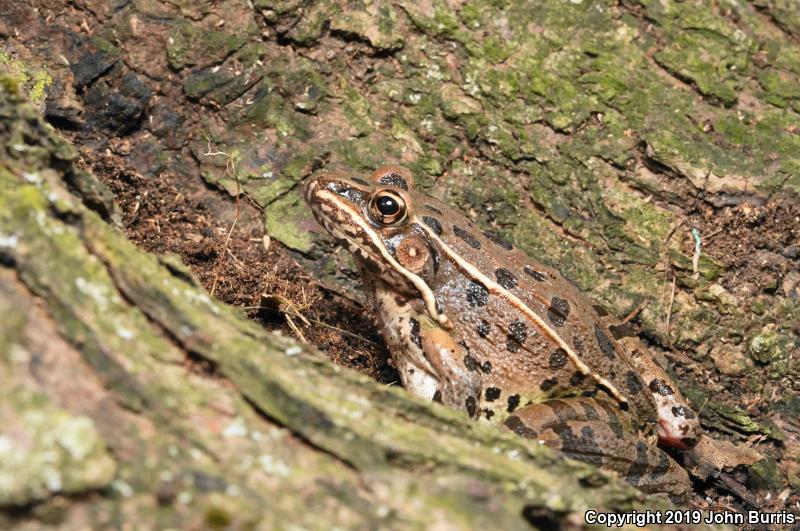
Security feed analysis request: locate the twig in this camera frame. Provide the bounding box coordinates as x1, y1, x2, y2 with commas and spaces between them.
620, 299, 649, 325
202, 133, 241, 297
243, 305, 378, 347
696, 396, 710, 417
690, 228, 702, 279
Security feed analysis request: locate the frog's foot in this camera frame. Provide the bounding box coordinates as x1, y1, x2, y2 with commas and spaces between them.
505, 397, 691, 496
615, 336, 702, 450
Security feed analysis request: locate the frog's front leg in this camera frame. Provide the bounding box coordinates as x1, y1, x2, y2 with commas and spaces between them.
505, 397, 691, 496
369, 278, 482, 412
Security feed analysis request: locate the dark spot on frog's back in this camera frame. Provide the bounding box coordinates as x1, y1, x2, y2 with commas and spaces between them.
649, 378, 674, 396
625, 370, 644, 395
379, 173, 408, 190
463, 354, 480, 372
508, 320, 527, 342
549, 348, 567, 369
506, 320, 528, 352
476, 319, 491, 338
495, 268, 518, 290
466, 281, 489, 307
481, 360, 492, 373
547, 297, 570, 327
523, 265, 547, 282
421, 216, 442, 236
424, 204, 443, 215
485, 387, 501, 401
540, 378, 558, 392
594, 323, 617, 359
409, 318, 422, 349
483, 230, 513, 250
507, 394, 520, 412
453, 226, 481, 249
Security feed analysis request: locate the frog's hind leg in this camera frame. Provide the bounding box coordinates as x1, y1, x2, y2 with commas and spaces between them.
505, 397, 691, 496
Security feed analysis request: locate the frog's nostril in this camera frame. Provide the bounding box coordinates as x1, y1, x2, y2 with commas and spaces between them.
323, 181, 346, 194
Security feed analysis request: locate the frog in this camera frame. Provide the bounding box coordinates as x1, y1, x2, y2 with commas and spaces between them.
304, 165, 702, 496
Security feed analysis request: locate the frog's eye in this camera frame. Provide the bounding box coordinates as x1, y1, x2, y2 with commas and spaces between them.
369, 190, 407, 226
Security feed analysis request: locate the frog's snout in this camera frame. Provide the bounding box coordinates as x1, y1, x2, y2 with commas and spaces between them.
302, 176, 325, 204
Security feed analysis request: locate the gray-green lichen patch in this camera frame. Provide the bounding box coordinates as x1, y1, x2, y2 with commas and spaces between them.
748, 326, 792, 379
0, 386, 116, 506
747, 457, 785, 492
0, 50, 52, 111
264, 192, 313, 252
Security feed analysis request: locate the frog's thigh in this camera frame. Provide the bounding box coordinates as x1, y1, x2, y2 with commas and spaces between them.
505, 398, 690, 496
616, 336, 701, 449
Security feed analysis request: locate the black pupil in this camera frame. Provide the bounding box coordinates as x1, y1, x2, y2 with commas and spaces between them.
376, 195, 400, 216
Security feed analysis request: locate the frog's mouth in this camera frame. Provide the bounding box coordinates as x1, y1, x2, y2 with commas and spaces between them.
304, 176, 450, 327
303, 177, 397, 270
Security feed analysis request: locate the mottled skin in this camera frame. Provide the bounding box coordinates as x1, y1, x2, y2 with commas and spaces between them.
304, 166, 702, 495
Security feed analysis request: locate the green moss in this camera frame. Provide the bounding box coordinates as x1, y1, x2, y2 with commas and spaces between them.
342, 85, 374, 137
204, 506, 232, 528
285, 1, 339, 44
747, 458, 784, 492
0, 52, 52, 109
166, 20, 250, 69
243, 85, 311, 140
402, 2, 460, 38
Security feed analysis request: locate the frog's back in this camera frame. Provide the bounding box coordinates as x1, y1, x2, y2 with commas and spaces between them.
414, 192, 657, 423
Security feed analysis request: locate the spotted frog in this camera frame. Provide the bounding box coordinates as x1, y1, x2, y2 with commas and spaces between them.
304, 166, 702, 495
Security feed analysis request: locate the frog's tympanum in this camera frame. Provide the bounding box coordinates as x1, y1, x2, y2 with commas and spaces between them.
304, 166, 702, 495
